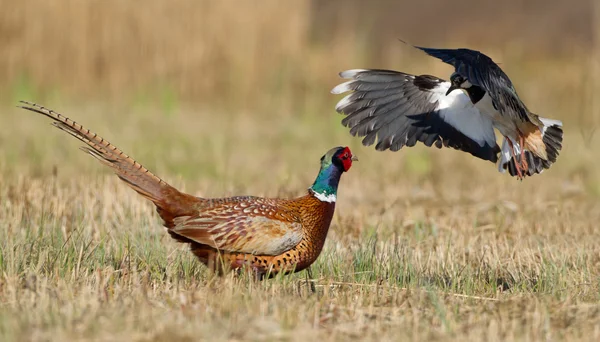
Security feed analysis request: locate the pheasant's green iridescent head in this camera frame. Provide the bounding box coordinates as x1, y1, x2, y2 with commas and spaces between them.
310, 146, 357, 203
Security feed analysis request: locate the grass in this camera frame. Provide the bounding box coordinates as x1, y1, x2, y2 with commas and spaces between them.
1, 1, 599, 340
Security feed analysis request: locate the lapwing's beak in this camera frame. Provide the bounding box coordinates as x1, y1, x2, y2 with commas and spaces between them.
446, 85, 458, 96
351, 155, 359, 162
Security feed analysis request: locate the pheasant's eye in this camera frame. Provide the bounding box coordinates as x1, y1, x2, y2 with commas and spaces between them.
343, 153, 349, 159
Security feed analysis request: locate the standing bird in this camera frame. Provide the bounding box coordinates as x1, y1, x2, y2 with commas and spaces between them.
19, 101, 357, 279
331, 44, 563, 179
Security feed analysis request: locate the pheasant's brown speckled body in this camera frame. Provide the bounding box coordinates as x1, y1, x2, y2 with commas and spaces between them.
20, 102, 356, 278
185, 194, 335, 276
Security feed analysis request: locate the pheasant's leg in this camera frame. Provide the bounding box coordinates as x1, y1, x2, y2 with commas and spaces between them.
506, 138, 523, 179
306, 267, 316, 294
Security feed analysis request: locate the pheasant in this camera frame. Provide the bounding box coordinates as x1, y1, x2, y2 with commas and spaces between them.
19, 101, 357, 278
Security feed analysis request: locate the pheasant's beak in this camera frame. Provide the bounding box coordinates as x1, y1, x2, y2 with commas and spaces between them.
446, 85, 458, 96
351, 155, 359, 162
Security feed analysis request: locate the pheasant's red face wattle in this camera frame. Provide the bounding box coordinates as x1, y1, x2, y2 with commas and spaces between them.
338, 146, 355, 171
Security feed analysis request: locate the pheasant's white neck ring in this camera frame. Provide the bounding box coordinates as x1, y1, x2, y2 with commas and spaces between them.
311, 189, 337, 203
310, 159, 342, 203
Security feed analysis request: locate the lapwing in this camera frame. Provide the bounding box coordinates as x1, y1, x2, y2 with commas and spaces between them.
331, 44, 563, 179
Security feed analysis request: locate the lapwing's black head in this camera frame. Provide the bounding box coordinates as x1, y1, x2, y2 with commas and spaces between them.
446, 72, 472, 95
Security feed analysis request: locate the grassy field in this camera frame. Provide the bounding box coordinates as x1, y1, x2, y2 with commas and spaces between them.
1, 1, 600, 341
1, 102, 599, 341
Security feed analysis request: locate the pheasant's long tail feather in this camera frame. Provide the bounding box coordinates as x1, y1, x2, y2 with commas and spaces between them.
19, 101, 201, 227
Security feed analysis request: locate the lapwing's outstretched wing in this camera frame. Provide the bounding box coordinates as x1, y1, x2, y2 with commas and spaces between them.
413, 46, 530, 123
332, 69, 500, 162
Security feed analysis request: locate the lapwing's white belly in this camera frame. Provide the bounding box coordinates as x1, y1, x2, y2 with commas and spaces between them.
474, 93, 517, 140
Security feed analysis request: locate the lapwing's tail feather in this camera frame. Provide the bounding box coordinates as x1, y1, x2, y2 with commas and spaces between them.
499, 117, 563, 178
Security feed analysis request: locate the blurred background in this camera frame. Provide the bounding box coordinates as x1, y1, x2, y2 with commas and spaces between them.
0, 0, 598, 195
0, 0, 595, 113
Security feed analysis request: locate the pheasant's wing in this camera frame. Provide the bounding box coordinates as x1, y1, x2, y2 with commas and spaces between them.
171, 197, 303, 256
332, 69, 500, 162
413, 46, 530, 122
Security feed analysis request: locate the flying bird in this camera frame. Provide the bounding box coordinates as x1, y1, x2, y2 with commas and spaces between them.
331, 44, 563, 179
19, 101, 357, 279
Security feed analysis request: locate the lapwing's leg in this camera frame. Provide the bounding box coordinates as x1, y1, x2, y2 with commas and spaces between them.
506, 138, 524, 179
517, 134, 529, 174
